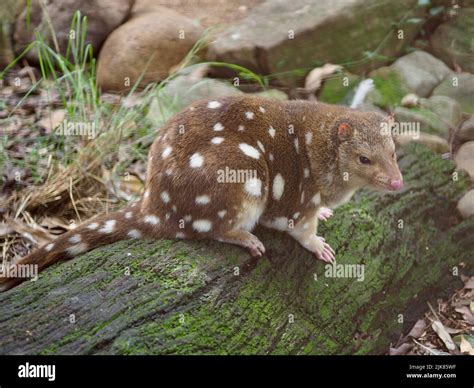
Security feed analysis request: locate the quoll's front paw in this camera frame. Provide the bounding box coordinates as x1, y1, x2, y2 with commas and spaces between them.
317, 207, 333, 222
313, 236, 335, 263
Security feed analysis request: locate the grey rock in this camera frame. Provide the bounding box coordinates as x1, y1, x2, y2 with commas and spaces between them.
419, 95, 462, 129
432, 72, 474, 114
454, 141, 474, 180
457, 190, 474, 219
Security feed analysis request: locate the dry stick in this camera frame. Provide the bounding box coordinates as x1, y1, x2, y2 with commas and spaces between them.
68, 177, 82, 224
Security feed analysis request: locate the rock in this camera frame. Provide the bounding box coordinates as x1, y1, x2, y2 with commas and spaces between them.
356, 102, 386, 115
0, 0, 24, 68
395, 132, 449, 154
252, 89, 288, 100
454, 141, 474, 179
390, 51, 452, 97
394, 107, 449, 137
457, 190, 474, 219
431, 8, 474, 73
14, 0, 133, 63
318, 71, 361, 105
432, 73, 474, 114
96, 7, 204, 92
208, 0, 424, 86
367, 66, 411, 108
419, 95, 462, 129
401, 93, 420, 108
147, 76, 242, 126
458, 116, 474, 142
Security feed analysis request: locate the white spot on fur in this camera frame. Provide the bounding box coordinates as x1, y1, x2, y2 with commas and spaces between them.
125, 212, 133, 219
244, 178, 262, 197
293, 212, 300, 219
259, 106, 266, 113
272, 217, 288, 231
239, 143, 260, 159
272, 173, 285, 201
304, 168, 310, 178
162, 146, 172, 159
305, 131, 313, 145
245, 111, 254, 120
144, 215, 160, 225
161, 191, 170, 203
99, 220, 116, 234
269, 153, 274, 161
66, 243, 88, 256
190, 153, 204, 168
128, 229, 142, 239
312, 193, 321, 206
238, 125, 245, 131
303, 222, 309, 230
87, 222, 99, 230
218, 210, 227, 218
45, 243, 54, 252
196, 195, 211, 205
211, 137, 224, 144
207, 101, 221, 109
192, 219, 212, 233
213, 122, 224, 131
144, 190, 150, 198
294, 138, 299, 153
176, 232, 186, 239
69, 234, 82, 244
165, 213, 171, 220
184, 215, 192, 222
172, 205, 177, 212
257, 140, 265, 153
301, 191, 305, 204
268, 126, 276, 138
165, 168, 173, 176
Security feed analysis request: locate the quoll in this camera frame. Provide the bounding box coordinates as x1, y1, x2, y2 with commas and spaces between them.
0, 95, 403, 290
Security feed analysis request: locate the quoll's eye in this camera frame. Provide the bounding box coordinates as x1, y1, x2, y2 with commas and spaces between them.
359, 156, 371, 164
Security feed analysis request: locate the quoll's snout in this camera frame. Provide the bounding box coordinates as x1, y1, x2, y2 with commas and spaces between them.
389, 178, 403, 191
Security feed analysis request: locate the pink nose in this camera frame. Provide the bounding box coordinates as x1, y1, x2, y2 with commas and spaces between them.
390, 179, 403, 190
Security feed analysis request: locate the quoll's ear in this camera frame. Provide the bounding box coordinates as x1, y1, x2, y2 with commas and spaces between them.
337, 122, 353, 141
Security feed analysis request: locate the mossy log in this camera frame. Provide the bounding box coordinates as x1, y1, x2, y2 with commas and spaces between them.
1, 144, 473, 355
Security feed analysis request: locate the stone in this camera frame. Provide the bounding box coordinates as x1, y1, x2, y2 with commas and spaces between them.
390, 51, 452, 97
147, 76, 242, 126
14, 0, 133, 63
419, 95, 462, 129
395, 132, 449, 154
458, 116, 474, 142
430, 8, 474, 73
208, 0, 424, 86
457, 190, 474, 219
96, 7, 204, 92
454, 141, 474, 180
394, 107, 449, 137
432, 73, 474, 114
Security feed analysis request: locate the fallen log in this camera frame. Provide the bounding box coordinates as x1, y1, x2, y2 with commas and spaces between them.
0, 144, 473, 355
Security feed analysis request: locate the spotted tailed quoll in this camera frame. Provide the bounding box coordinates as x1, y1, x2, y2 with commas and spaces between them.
0, 95, 404, 290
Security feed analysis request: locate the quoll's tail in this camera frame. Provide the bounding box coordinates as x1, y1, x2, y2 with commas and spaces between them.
0, 202, 159, 291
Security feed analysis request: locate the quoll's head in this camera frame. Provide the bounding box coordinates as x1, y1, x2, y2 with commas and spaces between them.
334, 111, 403, 192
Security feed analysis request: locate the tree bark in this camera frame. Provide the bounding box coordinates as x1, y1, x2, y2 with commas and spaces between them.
1, 144, 473, 355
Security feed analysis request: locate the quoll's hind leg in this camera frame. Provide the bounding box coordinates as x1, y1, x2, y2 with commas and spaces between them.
289, 214, 335, 263
216, 230, 265, 257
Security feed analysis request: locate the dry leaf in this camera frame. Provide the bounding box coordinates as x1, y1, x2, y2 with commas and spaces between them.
462, 276, 474, 289
305, 63, 342, 93
432, 320, 456, 351
455, 306, 474, 325
459, 335, 474, 355
408, 319, 427, 338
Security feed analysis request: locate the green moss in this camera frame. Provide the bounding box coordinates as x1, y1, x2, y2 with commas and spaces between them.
319, 72, 361, 104
370, 69, 408, 108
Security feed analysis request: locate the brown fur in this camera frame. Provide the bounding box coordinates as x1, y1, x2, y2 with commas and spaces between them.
0, 96, 403, 291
